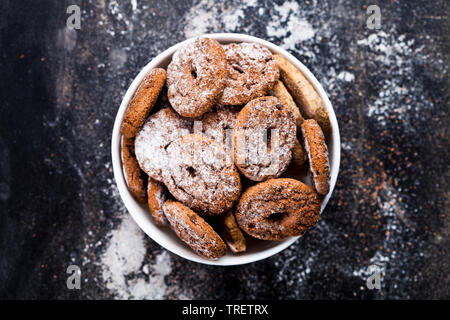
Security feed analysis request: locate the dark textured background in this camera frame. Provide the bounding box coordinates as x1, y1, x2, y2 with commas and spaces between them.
0, 0, 448, 299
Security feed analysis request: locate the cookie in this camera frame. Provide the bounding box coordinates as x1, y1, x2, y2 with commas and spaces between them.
292, 138, 307, 169
270, 81, 307, 172
271, 80, 304, 129
135, 107, 192, 182
199, 105, 239, 155
301, 119, 330, 196
235, 178, 321, 240
121, 136, 147, 204
218, 210, 246, 253
219, 43, 279, 106
121, 68, 167, 138
282, 138, 308, 179
164, 134, 241, 216
232, 96, 296, 181
274, 54, 331, 136
163, 200, 227, 259
166, 38, 227, 118
147, 178, 169, 227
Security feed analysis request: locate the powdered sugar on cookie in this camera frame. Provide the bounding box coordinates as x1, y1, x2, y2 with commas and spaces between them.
134, 108, 192, 182
219, 42, 279, 105
166, 38, 227, 117
163, 134, 241, 215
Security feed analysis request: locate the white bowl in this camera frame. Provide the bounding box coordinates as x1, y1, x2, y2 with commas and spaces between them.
111, 33, 341, 266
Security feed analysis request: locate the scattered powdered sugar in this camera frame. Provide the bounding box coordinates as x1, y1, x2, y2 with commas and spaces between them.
183, 0, 317, 56
367, 82, 410, 126
101, 214, 146, 294
357, 30, 438, 128
183, 0, 259, 37
109, 48, 128, 70
337, 71, 355, 82
351, 180, 418, 295
222, 8, 244, 31
185, 0, 316, 52
104, 0, 133, 36
275, 249, 318, 286
266, 1, 315, 51
184, 0, 318, 53
352, 250, 389, 284
130, 0, 137, 12
100, 213, 174, 299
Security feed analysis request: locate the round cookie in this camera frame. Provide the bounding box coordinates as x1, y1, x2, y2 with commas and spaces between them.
121, 136, 147, 204
199, 105, 240, 154
301, 119, 330, 196
232, 96, 296, 181
147, 178, 169, 227
121, 68, 167, 138
166, 38, 227, 118
135, 107, 192, 182
163, 134, 241, 216
236, 178, 321, 240
218, 42, 279, 106
163, 200, 227, 259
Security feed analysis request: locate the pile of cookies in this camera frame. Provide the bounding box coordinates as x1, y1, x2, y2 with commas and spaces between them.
120, 38, 331, 260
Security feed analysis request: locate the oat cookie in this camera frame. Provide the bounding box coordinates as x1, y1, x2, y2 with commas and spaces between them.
121, 136, 147, 204
274, 54, 331, 136
232, 96, 296, 181
121, 68, 166, 138
200, 105, 239, 153
135, 107, 192, 182
236, 178, 321, 240
163, 134, 241, 216
147, 178, 169, 227
218, 210, 246, 253
219, 43, 279, 106
163, 200, 227, 259
166, 38, 227, 118
283, 138, 308, 179
301, 119, 330, 195
271, 80, 304, 129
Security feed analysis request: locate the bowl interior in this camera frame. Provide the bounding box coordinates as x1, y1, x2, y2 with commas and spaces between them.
111, 33, 341, 266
